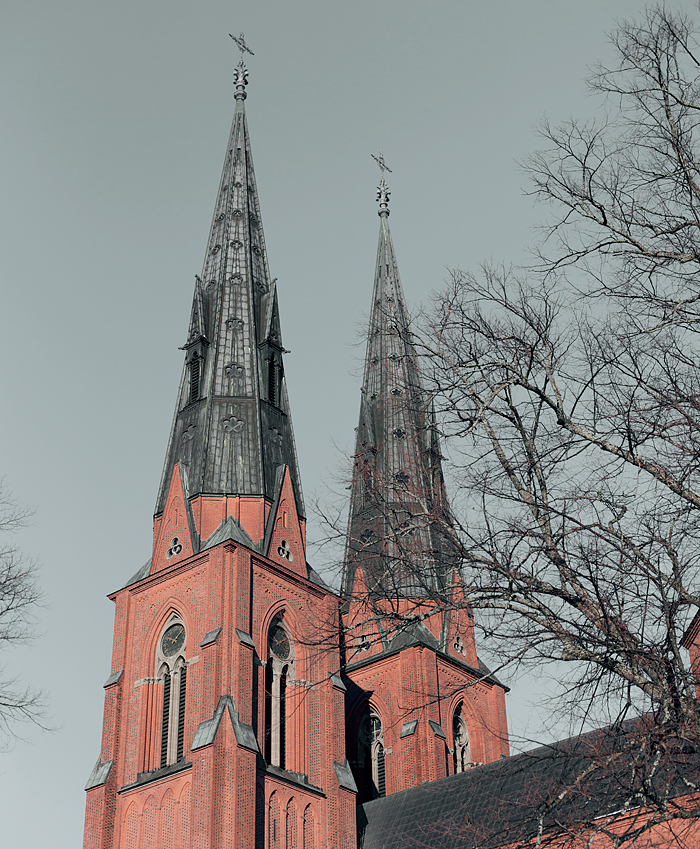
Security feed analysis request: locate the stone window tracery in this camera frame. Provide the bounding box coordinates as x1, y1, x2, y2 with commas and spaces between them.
452, 703, 470, 773
264, 617, 294, 769
155, 616, 188, 768
357, 706, 386, 800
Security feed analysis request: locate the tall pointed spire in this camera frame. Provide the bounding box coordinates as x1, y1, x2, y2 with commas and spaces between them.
342, 162, 456, 599
155, 48, 304, 539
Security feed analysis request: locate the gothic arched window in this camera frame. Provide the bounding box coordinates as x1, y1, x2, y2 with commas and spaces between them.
452, 703, 470, 773
264, 617, 294, 769
156, 618, 188, 768
357, 706, 386, 800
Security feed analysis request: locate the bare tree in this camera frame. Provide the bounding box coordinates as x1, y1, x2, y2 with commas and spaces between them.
352, 5, 700, 846
0, 479, 46, 746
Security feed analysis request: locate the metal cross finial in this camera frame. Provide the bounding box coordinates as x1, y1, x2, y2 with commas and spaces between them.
372, 151, 392, 217
229, 32, 254, 58
230, 33, 253, 99
371, 151, 392, 177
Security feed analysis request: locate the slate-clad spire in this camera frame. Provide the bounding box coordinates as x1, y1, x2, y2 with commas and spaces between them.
342, 171, 456, 599
155, 59, 304, 523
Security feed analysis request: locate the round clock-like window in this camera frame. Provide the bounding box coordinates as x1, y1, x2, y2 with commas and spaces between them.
269, 621, 290, 660
161, 623, 186, 657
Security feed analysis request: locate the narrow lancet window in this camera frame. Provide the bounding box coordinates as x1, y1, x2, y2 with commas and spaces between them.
268, 357, 278, 406
279, 666, 287, 770
357, 707, 386, 800
264, 662, 273, 763
160, 668, 171, 768
154, 619, 188, 770
264, 618, 294, 769
177, 663, 187, 762
453, 704, 470, 773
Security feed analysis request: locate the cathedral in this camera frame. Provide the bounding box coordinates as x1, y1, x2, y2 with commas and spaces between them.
82, 54, 700, 849
81, 54, 508, 849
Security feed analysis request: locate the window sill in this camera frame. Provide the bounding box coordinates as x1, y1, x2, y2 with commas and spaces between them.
119, 760, 192, 793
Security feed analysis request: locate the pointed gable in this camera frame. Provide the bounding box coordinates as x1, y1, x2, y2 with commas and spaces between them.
263, 465, 306, 576
260, 279, 283, 347
152, 463, 196, 572
186, 276, 207, 344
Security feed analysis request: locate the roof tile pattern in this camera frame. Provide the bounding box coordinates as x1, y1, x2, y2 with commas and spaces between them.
360, 725, 700, 848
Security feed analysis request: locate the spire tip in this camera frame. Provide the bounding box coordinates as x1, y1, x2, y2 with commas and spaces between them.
372, 151, 392, 217
230, 32, 253, 100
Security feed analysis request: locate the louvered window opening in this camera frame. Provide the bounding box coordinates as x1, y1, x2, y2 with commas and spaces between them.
160, 672, 171, 768
268, 358, 278, 407
189, 354, 201, 402
376, 745, 386, 797
177, 665, 187, 761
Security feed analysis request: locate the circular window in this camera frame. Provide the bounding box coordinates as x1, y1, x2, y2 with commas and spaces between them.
161, 623, 185, 657
269, 621, 290, 660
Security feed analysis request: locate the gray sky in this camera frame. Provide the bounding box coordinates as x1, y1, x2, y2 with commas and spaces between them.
2, 1, 694, 845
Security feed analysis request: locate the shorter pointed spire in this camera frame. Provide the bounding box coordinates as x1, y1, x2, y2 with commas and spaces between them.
342, 166, 459, 601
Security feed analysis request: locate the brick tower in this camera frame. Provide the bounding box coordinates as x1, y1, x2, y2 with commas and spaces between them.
83, 49, 511, 849
341, 168, 509, 803
83, 53, 357, 849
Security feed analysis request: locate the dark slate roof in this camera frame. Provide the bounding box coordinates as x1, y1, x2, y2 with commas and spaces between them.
391, 620, 439, 651
344, 626, 506, 691
306, 565, 334, 592
202, 516, 257, 552
154, 71, 304, 521
359, 723, 700, 848
342, 196, 458, 600
123, 559, 152, 588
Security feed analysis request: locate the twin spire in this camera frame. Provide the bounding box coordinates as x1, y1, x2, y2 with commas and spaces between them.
155, 40, 304, 527
342, 153, 456, 600
156, 44, 456, 596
